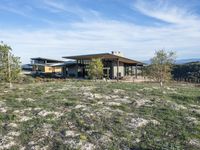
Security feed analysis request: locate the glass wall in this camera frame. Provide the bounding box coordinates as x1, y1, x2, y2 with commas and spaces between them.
124, 65, 136, 76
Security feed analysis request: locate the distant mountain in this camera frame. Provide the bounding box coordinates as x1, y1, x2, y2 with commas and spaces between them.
175, 59, 200, 64
142, 60, 151, 65
142, 58, 200, 65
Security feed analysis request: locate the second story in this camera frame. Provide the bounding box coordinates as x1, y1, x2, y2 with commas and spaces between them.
31, 57, 64, 65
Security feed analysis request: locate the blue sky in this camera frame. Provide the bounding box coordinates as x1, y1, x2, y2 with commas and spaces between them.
1, 0, 200, 63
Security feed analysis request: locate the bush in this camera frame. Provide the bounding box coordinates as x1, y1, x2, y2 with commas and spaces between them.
16, 75, 35, 84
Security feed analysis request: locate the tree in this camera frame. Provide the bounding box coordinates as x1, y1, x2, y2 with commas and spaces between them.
0, 42, 21, 87
88, 58, 103, 80
146, 50, 176, 87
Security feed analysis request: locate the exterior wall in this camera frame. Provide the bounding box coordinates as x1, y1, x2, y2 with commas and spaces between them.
33, 65, 62, 73
52, 67, 62, 73
33, 65, 45, 72
45, 66, 53, 73
112, 61, 125, 78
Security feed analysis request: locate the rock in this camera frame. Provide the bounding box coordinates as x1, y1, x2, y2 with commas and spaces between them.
113, 89, 125, 94
65, 130, 79, 137
110, 95, 119, 99
114, 98, 131, 104
0, 136, 16, 150
83, 92, 94, 98
75, 105, 86, 109
135, 138, 141, 143
189, 139, 200, 148
16, 98, 23, 101
38, 110, 63, 118
190, 104, 200, 109
8, 123, 18, 128
128, 118, 149, 129
135, 99, 151, 107
19, 116, 32, 122
94, 94, 103, 99
150, 119, 160, 125
172, 103, 187, 110
28, 141, 35, 146
80, 86, 94, 91
0, 107, 7, 113
191, 109, 200, 115
7, 131, 20, 137
33, 107, 42, 111
81, 143, 96, 150
97, 101, 104, 105
166, 100, 187, 110
0, 141, 16, 150
27, 98, 35, 102
107, 102, 121, 106
38, 110, 52, 117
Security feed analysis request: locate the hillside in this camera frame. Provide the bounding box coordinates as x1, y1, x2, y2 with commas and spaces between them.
143, 58, 200, 65
172, 62, 200, 83
0, 81, 200, 150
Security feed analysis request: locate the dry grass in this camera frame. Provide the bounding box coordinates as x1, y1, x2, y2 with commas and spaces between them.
0, 80, 200, 150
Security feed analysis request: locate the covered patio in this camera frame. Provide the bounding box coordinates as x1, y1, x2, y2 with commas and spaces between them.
63, 53, 144, 80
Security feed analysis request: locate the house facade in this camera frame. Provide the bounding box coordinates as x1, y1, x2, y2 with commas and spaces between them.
63, 51, 144, 79
31, 52, 144, 79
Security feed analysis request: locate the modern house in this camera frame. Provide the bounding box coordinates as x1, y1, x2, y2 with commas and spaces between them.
63, 51, 144, 79
31, 52, 144, 79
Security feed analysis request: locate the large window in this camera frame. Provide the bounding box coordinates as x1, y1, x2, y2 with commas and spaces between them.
77, 59, 91, 65
125, 65, 136, 76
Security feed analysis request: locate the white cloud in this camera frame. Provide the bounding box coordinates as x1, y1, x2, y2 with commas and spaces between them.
0, 5, 28, 17
1, 18, 200, 63
1, 0, 200, 63
133, 0, 200, 25
40, 0, 101, 21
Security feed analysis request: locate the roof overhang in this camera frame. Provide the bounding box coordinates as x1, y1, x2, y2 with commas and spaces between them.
63, 53, 144, 65
31, 57, 64, 63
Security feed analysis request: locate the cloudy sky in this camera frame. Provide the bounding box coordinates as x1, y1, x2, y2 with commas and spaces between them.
1, 0, 200, 63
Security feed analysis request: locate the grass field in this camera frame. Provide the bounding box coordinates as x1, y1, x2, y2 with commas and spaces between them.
0, 80, 200, 150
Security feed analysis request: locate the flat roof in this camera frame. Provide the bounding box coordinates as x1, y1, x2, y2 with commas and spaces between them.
31, 57, 64, 63
63, 53, 144, 65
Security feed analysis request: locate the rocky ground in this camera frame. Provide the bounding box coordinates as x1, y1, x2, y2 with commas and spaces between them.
0, 80, 200, 150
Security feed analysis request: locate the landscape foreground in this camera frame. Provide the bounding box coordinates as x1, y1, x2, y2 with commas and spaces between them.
0, 80, 200, 150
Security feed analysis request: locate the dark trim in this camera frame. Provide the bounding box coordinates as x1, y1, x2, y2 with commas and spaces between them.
63, 53, 144, 65
31, 57, 64, 63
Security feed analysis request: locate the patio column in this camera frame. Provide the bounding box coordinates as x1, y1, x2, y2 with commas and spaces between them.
107, 68, 109, 79
117, 59, 119, 81
131, 66, 133, 76
63, 66, 67, 78
135, 64, 138, 79
76, 60, 78, 78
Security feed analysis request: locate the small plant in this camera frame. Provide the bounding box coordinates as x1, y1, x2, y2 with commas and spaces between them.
80, 134, 87, 141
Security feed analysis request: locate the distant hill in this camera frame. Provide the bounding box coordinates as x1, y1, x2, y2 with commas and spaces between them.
175, 58, 200, 64
142, 58, 200, 65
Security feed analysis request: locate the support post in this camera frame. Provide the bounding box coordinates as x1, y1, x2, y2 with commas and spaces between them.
131, 66, 133, 76
105, 68, 108, 79
117, 59, 119, 81
135, 64, 138, 79
63, 66, 67, 78
76, 60, 78, 78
